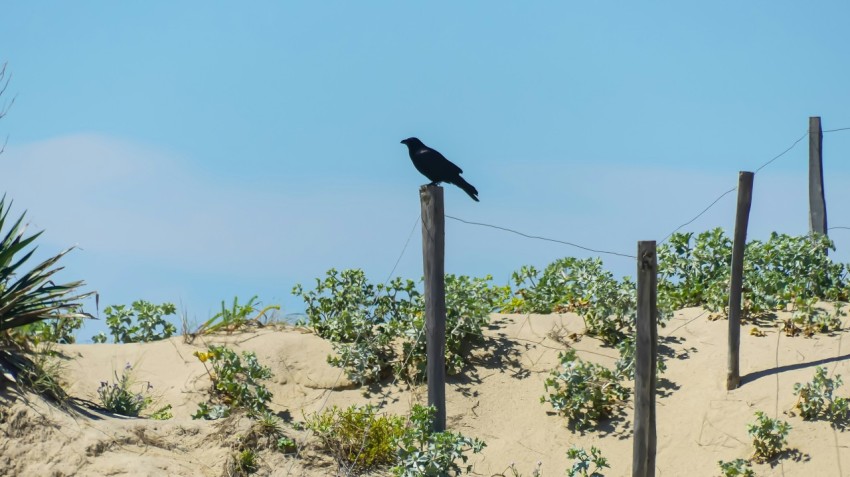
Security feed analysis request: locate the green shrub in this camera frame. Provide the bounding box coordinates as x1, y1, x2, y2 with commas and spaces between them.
750, 233, 847, 334
541, 349, 629, 429
393, 405, 486, 477
192, 345, 273, 419
304, 404, 406, 469
97, 362, 153, 417
566, 445, 609, 477
303, 404, 485, 476
613, 335, 666, 380
793, 366, 849, 424
659, 229, 849, 332
786, 297, 844, 337
717, 458, 754, 477
658, 228, 732, 311
293, 269, 419, 342
17, 317, 84, 345
747, 411, 791, 462
395, 274, 509, 381
329, 336, 399, 385
93, 300, 177, 343
295, 269, 507, 385
511, 258, 666, 345
294, 270, 419, 384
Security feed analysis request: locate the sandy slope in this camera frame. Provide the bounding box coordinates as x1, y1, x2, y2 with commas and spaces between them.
2, 306, 850, 477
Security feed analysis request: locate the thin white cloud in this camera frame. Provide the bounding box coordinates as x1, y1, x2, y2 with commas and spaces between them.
1, 133, 417, 278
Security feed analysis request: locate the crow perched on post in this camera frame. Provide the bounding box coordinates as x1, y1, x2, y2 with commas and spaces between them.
400, 137, 479, 202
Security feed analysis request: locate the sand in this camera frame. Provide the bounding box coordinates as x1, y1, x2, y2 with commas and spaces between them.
2, 306, 850, 477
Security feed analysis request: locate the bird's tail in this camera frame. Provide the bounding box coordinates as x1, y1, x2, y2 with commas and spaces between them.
452, 176, 479, 202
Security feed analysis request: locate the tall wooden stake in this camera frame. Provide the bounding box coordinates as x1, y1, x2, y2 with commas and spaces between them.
809, 116, 828, 240
420, 184, 446, 432
632, 241, 657, 477
727, 171, 754, 390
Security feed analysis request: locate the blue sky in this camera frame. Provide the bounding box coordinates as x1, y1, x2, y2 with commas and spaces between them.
2, 2, 850, 341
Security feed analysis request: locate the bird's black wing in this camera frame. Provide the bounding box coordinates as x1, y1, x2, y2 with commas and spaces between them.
424, 148, 463, 175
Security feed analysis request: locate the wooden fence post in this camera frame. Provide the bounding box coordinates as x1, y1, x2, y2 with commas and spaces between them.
420, 184, 446, 432
632, 241, 657, 477
727, 171, 754, 390
809, 116, 828, 240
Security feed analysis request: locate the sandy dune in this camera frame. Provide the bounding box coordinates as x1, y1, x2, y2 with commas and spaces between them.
2, 306, 850, 476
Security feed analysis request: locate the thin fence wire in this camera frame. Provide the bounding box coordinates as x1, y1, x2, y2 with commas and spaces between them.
660, 127, 849, 246
753, 131, 808, 173
446, 215, 636, 259
658, 186, 739, 245
440, 127, 850, 264
284, 213, 421, 477
659, 130, 809, 245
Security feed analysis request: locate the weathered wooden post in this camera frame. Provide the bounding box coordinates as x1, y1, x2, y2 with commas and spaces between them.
420, 184, 446, 432
727, 171, 754, 390
632, 241, 657, 477
809, 116, 827, 240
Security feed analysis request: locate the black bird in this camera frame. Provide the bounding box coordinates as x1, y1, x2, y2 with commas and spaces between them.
400, 137, 479, 202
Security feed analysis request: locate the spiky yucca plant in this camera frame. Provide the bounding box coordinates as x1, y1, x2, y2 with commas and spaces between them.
0, 195, 94, 386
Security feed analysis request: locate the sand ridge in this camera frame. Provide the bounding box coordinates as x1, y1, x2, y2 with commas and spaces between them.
2, 307, 849, 476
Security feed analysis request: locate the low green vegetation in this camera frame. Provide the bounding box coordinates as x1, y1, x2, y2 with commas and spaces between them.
613, 335, 666, 380
16, 344, 69, 404
541, 349, 629, 430
92, 300, 177, 343
304, 404, 406, 469
747, 411, 791, 463
223, 410, 296, 476
150, 404, 173, 420
17, 317, 84, 345
657, 228, 733, 311
659, 229, 849, 335
793, 366, 849, 425
303, 403, 485, 476
293, 269, 507, 385
509, 257, 669, 395
251, 411, 296, 453
228, 448, 259, 475
192, 295, 280, 336
96, 362, 153, 417
295, 229, 850, 396
394, 274, 510, 381
191, 347, 295, 475
294, 269, 419, 384
393, 405, 486, 477
192, 345, 274, 419
510, 257, 651, 345
717, 458, 754, 477
566, 445, 609, 477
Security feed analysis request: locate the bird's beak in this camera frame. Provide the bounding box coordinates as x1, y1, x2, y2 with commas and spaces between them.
399, 140, 405, 144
